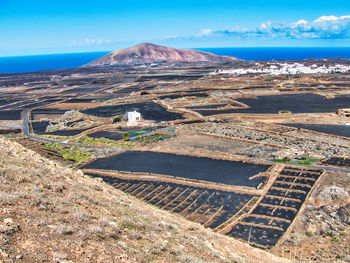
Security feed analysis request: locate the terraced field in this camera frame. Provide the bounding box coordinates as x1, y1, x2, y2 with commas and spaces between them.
229, 167, 323, 249
83, 166, 324, 250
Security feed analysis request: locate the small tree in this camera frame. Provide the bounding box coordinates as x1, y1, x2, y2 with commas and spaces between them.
123, 132, 129, 141
113, 117, 121, 123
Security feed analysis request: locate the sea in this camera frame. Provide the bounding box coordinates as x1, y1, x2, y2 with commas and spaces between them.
1, 47, 350, 74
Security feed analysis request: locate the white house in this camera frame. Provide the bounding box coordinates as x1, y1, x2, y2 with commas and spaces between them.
127, 111, 141, 124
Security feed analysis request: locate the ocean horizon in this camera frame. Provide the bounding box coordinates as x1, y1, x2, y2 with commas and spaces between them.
1, 47, 350, 74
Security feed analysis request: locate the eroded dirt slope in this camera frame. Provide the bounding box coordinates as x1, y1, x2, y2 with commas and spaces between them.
0, 137, 287, 263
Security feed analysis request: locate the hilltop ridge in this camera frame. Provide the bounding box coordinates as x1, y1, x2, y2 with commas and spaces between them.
85, 42, 239, 66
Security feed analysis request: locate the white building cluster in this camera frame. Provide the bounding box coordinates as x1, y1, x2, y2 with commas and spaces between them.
213, 62, 350, 76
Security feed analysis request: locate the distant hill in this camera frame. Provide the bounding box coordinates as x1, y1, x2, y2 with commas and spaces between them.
85, 42, 239, 66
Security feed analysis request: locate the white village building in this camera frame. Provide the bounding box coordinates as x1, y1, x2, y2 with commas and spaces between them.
127, 111, 141, 124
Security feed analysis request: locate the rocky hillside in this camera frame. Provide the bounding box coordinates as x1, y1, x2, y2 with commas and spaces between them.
0, 137, 287, 263
85, 43, 239, 66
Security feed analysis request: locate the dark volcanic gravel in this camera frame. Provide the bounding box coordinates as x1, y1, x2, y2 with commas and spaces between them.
81, 102, 184, 122
234, 94, 350, 114
88, 131, 124, 140
82, 151, 270, 187
0, 110, 22, 120
192, 94, 350, 116
31, 121, 50, 133
281, 123, 350, 138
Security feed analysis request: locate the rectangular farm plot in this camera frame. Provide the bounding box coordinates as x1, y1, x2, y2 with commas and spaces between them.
82, 151, 270, 188
85, 165, 323, 250
227, 167, 323, 249
234, 94, 350, 114
0, 110, 22, 120
81, 102, 184, 122
30, 108, 69, 120
192, 94, 350, 115
86, 174, 255, 231
321, 156, 350, 168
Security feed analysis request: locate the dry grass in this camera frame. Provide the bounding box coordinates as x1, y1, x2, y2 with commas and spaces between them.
0, 136, 287, 263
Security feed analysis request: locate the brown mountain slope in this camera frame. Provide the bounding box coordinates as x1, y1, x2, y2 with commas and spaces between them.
85, 42, 239, 66
0, 137, 288, 263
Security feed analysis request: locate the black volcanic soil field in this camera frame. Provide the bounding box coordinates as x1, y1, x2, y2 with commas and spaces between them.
81, 102, 184, 122
88, 131, 124, 140
82, 151, 270, 187
30, 108, 70, 120
0, 110, 22, 120
235, 94, 350, 114
281, 123, 350, 138
192, 94, 350, 116
87, 173, 255, 230
83, 166, 323, 250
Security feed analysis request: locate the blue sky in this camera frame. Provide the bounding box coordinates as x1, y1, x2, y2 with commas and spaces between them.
1, 0, 350, 56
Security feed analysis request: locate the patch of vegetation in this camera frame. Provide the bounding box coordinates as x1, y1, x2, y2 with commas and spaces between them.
317, 249, 324, 256
340, 231, 348, 237
331, 235, 340, 242
128, 132, 173, 144
129, 130, 148, 136
71, 135, 134, 148
113, 117, 121, 123
272, 156, 320, 166
41, 134, 71, 141
44, 143, 94, 164
305, 231, 313, 237
272, 157, 290, 163
123, 132, 129, 141
119, 222, 137, 231
47, 125, 59, 132
310, 106, 339, 113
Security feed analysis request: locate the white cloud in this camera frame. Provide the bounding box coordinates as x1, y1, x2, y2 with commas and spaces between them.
164, 34, 179, 39
69, 38, 111, 47
296, 19, 308, 25
314, 15, 339, 22
194, 15, 350, 40
197, 29, 213, 36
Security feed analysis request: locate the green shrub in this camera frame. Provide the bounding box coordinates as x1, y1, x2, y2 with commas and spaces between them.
123, 132, 129, 141
44, 143, 94, 164
71, 135, 133, 148
331, 235, 340, 242
113, 117, 121, 123
305, 231, 313, 237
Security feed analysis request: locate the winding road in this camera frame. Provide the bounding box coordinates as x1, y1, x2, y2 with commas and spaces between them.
21, 109, 350, 173
22, 109, 121, 150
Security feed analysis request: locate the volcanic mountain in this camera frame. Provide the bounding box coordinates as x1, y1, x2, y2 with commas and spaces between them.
85, 42, 239, 66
